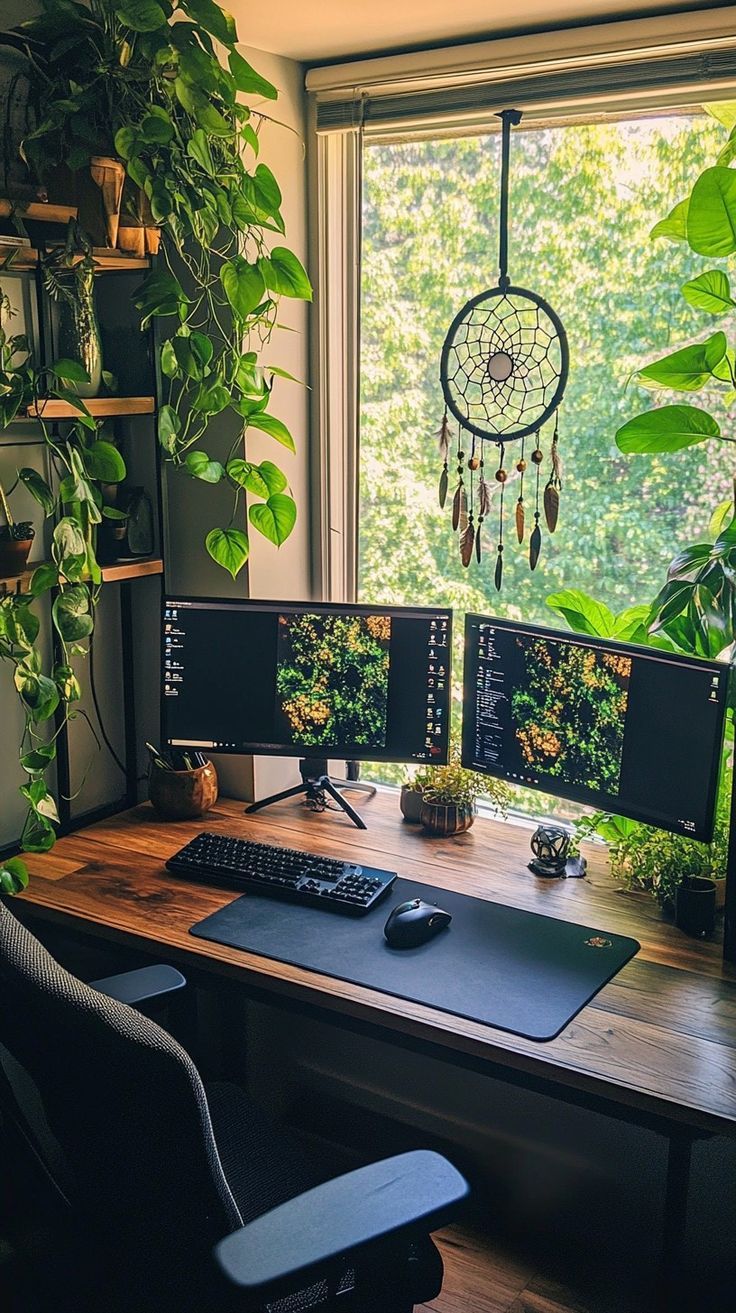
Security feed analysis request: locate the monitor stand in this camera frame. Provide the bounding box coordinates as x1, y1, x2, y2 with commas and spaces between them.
245, 758, 376, 830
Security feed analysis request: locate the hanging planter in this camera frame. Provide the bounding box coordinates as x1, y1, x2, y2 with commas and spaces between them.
89, 155, 125, 249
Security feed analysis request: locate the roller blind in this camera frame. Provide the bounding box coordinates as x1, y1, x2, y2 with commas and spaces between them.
315, 45, 736, 134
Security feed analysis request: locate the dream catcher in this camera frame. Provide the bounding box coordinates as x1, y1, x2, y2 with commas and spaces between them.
437, 109, 568, 589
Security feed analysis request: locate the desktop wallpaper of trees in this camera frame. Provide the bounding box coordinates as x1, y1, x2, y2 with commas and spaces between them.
511, 638, 632, 792
276, 613, 392, 749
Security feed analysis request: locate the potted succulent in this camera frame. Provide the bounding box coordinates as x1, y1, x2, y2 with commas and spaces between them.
411, 747, 510, 838
0, 478, 34, 574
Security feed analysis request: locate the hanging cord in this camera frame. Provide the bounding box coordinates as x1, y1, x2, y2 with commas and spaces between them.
88, 630, 138, 779
495, 109, 523, 290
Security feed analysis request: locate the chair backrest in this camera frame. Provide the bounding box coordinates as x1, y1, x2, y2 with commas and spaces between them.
0, 901, 241, 1304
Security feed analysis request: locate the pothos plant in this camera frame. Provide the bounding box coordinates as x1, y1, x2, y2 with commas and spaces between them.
15, 0, 312, 578
0, 286, 126, 892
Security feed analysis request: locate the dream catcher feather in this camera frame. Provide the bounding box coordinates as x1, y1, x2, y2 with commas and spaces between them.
437, 109, 568, 588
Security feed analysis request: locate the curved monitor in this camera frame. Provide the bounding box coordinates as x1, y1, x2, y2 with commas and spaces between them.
163, 597, 451, 765
462, 614, 727, 841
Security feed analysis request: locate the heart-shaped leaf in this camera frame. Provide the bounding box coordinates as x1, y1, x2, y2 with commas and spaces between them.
220, 257, 266, 321
248, 493, 296, 546
545, 589, 616, 638
19, 467, 54, 515
83, 440, 126, 483
158, 404, 181, 453
0, 857, 29, 894
246, 412, 295, 451
21, 742, 56, 774
52, 585, 94, 642
260, 247, 312, 301
681, 269, 736, 315
115, 2, 167, 33
687, 167, 736, 256
205, 527, 249, 578
185, 451, 225, 483
650, 198, 689, 243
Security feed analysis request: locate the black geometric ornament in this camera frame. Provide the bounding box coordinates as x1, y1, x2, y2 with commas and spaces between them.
437, 109, 569, 587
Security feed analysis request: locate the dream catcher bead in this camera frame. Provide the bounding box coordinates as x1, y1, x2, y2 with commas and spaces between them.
468, 455, 480, 471
495, 468, 508, 484
516, 458, 527, 473
531, 447, 544, 465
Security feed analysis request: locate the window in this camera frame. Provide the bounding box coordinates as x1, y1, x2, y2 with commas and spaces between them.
355, 111, 727, 807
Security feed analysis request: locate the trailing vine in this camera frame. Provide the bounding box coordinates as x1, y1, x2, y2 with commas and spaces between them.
0, 282, 127, 890
16, 0, 312, 578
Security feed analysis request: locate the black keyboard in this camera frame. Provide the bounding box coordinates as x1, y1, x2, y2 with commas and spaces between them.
166, 832, 397, 914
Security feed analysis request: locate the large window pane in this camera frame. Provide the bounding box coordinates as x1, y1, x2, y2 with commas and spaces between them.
357, 113, 726, 806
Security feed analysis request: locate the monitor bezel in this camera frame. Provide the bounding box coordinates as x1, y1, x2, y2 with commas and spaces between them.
161, 595, 453, 764
461, 612, 727, 842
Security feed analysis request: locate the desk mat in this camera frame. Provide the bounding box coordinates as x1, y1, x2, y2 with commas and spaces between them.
190, 878, 639, 1042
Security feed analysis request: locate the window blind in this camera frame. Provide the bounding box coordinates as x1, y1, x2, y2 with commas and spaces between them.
315, 46, 736, 134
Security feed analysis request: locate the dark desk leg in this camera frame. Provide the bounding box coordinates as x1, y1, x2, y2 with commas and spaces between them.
657, 1132, 693, 1313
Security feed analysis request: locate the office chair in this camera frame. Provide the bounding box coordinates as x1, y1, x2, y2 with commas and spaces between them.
0, 901, 468, 1313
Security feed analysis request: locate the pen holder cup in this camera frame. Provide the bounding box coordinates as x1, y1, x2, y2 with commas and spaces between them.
149, 760, 219, 821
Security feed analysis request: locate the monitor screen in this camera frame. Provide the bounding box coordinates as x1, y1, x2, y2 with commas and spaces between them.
462, 615, 727, 841
163, 597, 452, 764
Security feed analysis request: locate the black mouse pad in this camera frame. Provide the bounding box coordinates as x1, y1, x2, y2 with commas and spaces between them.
189, 878, 639, 1042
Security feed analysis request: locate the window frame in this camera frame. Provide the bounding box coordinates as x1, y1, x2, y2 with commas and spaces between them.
306, 8, 736, 602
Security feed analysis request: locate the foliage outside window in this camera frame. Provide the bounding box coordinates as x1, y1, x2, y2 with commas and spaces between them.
357, 112, 728, 823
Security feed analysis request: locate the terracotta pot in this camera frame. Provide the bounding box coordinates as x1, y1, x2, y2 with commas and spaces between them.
419, 799, 475, 837
90, 156, 125, 248
149, 761, 218, 821
0, 536, 33, 577
399, 784, 424, 823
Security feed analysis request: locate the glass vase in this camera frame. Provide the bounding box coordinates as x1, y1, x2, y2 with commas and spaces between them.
57, 264, 103, 398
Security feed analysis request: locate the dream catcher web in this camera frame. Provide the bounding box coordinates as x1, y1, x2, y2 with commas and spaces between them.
437, 109, 568, 589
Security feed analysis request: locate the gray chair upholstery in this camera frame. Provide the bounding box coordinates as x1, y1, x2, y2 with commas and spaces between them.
0, 901, 451, 1313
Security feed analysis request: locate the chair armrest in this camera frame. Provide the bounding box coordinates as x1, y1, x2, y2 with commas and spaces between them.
88, 964, 186, 1006
214, 1149, 468, 1298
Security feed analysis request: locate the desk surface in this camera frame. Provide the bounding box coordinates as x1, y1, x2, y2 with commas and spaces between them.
15, 791, 736, 1137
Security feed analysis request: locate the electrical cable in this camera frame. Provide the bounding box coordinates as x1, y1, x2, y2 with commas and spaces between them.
88, 629, 128, 777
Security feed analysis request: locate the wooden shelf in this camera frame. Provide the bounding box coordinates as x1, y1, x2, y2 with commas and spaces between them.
24, 397, 155, 421
0, 557, 163, 597
1, 246, 150, 274
0, 199, 77, 224
100, 558, 163, 583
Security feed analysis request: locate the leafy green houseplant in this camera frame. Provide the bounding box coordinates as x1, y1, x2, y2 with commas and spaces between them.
410, 748, 511, 838
0, 474, 35, 572
539, 103, 736, 915
546, 586, 731, 910
0, 283, 127, 888
14, 0, 312, 578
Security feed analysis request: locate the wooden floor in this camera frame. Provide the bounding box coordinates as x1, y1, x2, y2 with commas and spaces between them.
423, 1225, 622, 1313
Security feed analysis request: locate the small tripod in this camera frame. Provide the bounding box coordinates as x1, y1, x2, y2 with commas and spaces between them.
245, 758, 377, 830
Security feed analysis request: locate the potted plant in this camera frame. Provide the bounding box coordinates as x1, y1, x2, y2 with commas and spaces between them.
574, 808, 728, 927
412, 747, 510, 838
0, 478, 34, 574
41, 221, 104, 398
12, 0, 312, 579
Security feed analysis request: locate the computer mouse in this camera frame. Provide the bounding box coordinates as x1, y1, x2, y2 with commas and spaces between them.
383, 898, 452, 949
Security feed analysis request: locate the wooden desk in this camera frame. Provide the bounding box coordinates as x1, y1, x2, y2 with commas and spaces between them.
15, 791, 736, 1135
13, 790, 736, 1309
